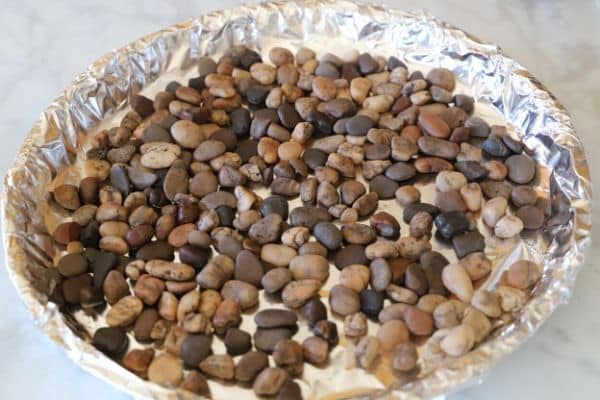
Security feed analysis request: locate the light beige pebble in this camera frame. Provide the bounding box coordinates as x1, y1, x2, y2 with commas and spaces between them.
159, 291, 179, 321
176, 290, 200, 322
350, 77, 372, 104
355, 336, 382, 370
250, 63, 277, 85
261, 244, 298, 267
377, 320, 410, 352
496, 285, 528, 312
440, 324, 475, 357
289, 254, 330, 282
409, 90, 432, 105
433, 300, 465, 329
378, 303, 410, 324
482, 197, 508, 227
291, 122, 314, 144
363, 94, 394, 113
170, 120, 206, 149
441, 264, 474, 303
106, 295, 144, 327
182, 313, 212, 334
266, 87, 285, 108
461, 307, 492, 344
147, 353, 183, 387
365, 239, 399, 260
140, 142, 181, 169
460, 183, 482, 212
505, 260, 541, 289
436, 171, 467, 192
471, 290, 502, 318
494, 215, 524, 238
459, 252, 492, 281
344, 312, 368, 337
390, 67, 408, 84
386, 284, 418, 304
337, 142, 365, 165
281, 226, 310, 248
397, 235, 431, 260
339, 264, 371, 292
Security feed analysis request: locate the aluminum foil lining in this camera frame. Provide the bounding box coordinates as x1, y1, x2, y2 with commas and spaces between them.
1, 0, 592, 399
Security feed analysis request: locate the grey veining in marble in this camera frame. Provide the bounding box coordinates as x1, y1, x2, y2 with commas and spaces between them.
0, 0, 598, 399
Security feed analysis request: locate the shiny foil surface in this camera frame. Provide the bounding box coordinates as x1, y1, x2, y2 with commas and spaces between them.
1, 0, 591, 399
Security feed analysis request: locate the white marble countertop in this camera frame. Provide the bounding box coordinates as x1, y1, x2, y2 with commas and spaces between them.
0, 0, 598, 399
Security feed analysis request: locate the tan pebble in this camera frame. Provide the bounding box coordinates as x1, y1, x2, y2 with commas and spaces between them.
146, 260, 195, 281
199, 354, 235, 380
344, 312, 368, 337
461, 307, 491, 343
496, 285, 528, 312
441, 264, 474, 303
392, 342, 418, 372
505, 260, 541, 289
253, 367, 288, 396
460, 183, 482, 212
159, 291, 179, 321
459, 252, 491, 281
433, 300, 465, 329
355, 335, 382, 370
365, 239, 399, 260
377, 319, 410, 352
147, 353, 183, 387
395, 185, 420, 206
440, 324, 475, 356
106, 295, 143, 327
278, 141, 303, 161
471, 290, 502, 318
339, 264, 370, 292
250, 63, 277, 85
261, 244, 297, 267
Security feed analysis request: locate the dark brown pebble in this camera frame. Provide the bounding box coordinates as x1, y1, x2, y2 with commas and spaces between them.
62, 273, 93, 305
334, 244, 368, 270
211, 128, 238, 151
454, 94, 474, 114
452, 230, 485, 258
369, 175, 399, 199
94, 326, 129, 357
364, 143, 391, 160
216, 236, 243, 259
340, 180, 366, 205
278, 103, 302, 130
216, 205, 235, 227
402, 203, 439, 223
57, 253, 88, 277
235, 351, 269, 383
405, 263, 428, 296
134, 308, 159, 342
306, 110, 334, 136
455, 161, 488, 181
341, 62, 361, 81
313, 222, 343, 250
290, 205, 331, 229
516, 205, 544, 229
131, 94, 154, 118
277, 379, 302, 400
235, 249, 264, 286
200, 191, 237, 210
91, 251, 119, 289
54, 222, 82, 245
360, 289, 384, 319
179, 244, 210, 270
237, 139, 258, 162
465, 116, 490, 138
181, 334, 212, 368
126, 224, 154, 249
324, 98, 356, 118
254, 327, 297, 353
260, 195, 289, 219
303, 298, 328, 327
370, 212, 400, 239
224, 328, 252, 356
136, 241, 174, 261
231, 107, 251, 136
385, 162, 416, 182
419, 251, 449, 296
511, 185, 538, 207
417, 136, 459, 159
141, 123, 171, 143
302, 148, 328, 170
271, 177, 300, 197
358, 53, 379, 74
255, 309, 299, 328
79, 177, 100, 204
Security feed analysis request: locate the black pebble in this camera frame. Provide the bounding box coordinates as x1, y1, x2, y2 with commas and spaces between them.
303, 297, 328, 328
434, 211, 470, 239
93, 327, 128, 358
359, 289, 384, 319
231, 107, 252, 136
224, 328, 252, 356
306, 110, 333, 136
260, 195, 289, 219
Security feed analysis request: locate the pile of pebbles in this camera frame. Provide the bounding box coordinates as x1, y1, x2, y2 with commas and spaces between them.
46, 44, 548, 398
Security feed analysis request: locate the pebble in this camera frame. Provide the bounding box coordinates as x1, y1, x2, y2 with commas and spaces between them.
418, 111, 450, 138
282, 279, 321, 308
235, 351, 269, 382
433, 186, 465, 210
426, 68, 455, 91
417, 136, 459, 159
391, 136, 419, 161
340, 264, 370, 293
123, 348, 154, 378
340, 180, 366, 205
273, 339, 304, 376
505, 154, 536, 184
482, 135, 511, 157
224, 328, 252, 356
494, 215, 524, 238
404, 306, 434, 336
465, 117, 490, 138
254, 327, 297, 353
93, 326, 129, 357
516, 205, 544, 229
360, 289, 385, 319
369, 175, 399, 199
180, 334, 212, 368
313, 222, 343, 250
341, 223, 376, 245
261, 244, 297, 267
385, 162, 416, 182
255, 309, 298, 328
254, 368, 288, 396
329, 284, 360, 316
262, 268, 292, 294
290, 254, 330, 281
221, 280, 259, 310
355, 335, 382, 370
482, 197, 508, 227
471, 290, 502, 318
434, 211, 470, 239
392, 342, 418, 372
346, 114, 375, 136
505, 260, 541, 289
370, 212, 401, 239
436, 171, 467, 192
511, 185, 538, 207
234, 250, 264, 286
395, 185, 421, 206
145, 260, 195, 281
289, 205, 331, 229
147, 353, 183, 387
441, 263, 474, 302
377, 320, 410, 352
303, 336, 329, 365
440, 324, 475, 357
199, 354, 235, 380
452, 230, 485, 259
460, 252, 492, 281
303, 298, 328, 327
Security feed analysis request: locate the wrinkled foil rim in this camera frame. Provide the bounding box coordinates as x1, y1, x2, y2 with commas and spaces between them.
1, 0, 592, 399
